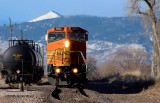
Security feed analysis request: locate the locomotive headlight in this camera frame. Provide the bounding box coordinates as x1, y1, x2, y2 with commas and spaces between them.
72, 68, 78, 74
65, 41, 69, 47
55, 68, 61, 74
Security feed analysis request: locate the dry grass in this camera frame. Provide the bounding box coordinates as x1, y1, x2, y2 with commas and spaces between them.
122, 70, 141, 77
142, 79, 160, 93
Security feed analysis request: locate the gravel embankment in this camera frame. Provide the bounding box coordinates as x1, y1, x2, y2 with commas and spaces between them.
0, 78, 159, 103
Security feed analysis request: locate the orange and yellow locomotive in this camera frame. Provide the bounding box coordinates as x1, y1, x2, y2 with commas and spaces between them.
46, 27, 88, 86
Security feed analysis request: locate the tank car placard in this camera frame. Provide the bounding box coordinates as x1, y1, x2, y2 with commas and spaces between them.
13, 54, 22, 60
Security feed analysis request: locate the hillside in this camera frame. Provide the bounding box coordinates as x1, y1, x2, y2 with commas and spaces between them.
0, 12, 153, 63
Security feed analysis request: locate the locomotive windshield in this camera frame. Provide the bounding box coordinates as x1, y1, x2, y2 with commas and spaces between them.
48, 32, 65, 43
68, 32, 85, 42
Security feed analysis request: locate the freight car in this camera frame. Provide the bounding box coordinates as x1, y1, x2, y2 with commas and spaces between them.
2, 40, 44, 85
46, 26, 88, 86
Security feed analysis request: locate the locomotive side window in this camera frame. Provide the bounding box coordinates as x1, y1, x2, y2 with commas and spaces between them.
48, 32, 65, 43
68, 32, 85, 42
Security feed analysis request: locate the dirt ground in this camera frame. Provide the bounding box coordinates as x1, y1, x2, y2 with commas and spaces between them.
0, 77, 159, 103
83, 80, 160, 103
102, 83, 160, 103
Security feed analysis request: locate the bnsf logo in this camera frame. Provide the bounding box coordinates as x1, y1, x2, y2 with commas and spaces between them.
55, 51, 70, 56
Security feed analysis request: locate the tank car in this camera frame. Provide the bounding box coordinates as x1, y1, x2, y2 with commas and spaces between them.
2, 40, 44, 85
46, 26, 88, 86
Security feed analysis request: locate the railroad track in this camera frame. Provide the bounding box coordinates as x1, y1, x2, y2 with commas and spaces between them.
25, 85, 56, 103
47, 85, 105, 103
23, 84, 110, 103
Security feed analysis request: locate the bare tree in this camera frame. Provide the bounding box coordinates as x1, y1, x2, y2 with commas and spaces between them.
112, 48, 150, 75
128, 0, 160, 78
98, 61, 120, 78
86, 55, 99, 80
0, 55, 2, 69
98, 48, 151, 79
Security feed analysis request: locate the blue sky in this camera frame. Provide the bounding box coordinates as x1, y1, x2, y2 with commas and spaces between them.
0, 0, 128, 23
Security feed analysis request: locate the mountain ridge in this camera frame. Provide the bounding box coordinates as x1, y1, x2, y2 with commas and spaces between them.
28, 11, 62, 22
0, 15, 152, 63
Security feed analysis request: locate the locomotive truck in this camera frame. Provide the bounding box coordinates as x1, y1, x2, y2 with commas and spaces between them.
46, 26, 88, 86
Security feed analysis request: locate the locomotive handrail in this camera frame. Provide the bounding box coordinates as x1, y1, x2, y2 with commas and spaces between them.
47, 49, 88, 72
47, 48, 63, 64
47, 50, 55, 64
70, 51, 88, 72
70, 51, 88, 71
70, 51, 86, 63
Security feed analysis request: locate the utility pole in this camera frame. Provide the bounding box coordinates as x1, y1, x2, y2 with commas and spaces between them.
21, 30, 23, 40
20, 59, 24, 92
4, 17, 16, 47
9, 17, 12, 46
42, 45, 44, 71
26, 34, 27, 40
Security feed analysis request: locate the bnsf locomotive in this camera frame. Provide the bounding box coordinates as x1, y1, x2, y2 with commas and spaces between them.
46, 27, 88, 86
2, 40, 44, 85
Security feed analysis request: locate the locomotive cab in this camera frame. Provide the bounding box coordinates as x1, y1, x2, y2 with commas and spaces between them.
47, 27, 88, 86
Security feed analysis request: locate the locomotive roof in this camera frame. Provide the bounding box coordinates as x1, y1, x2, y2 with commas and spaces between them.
47, 26, 88, 32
